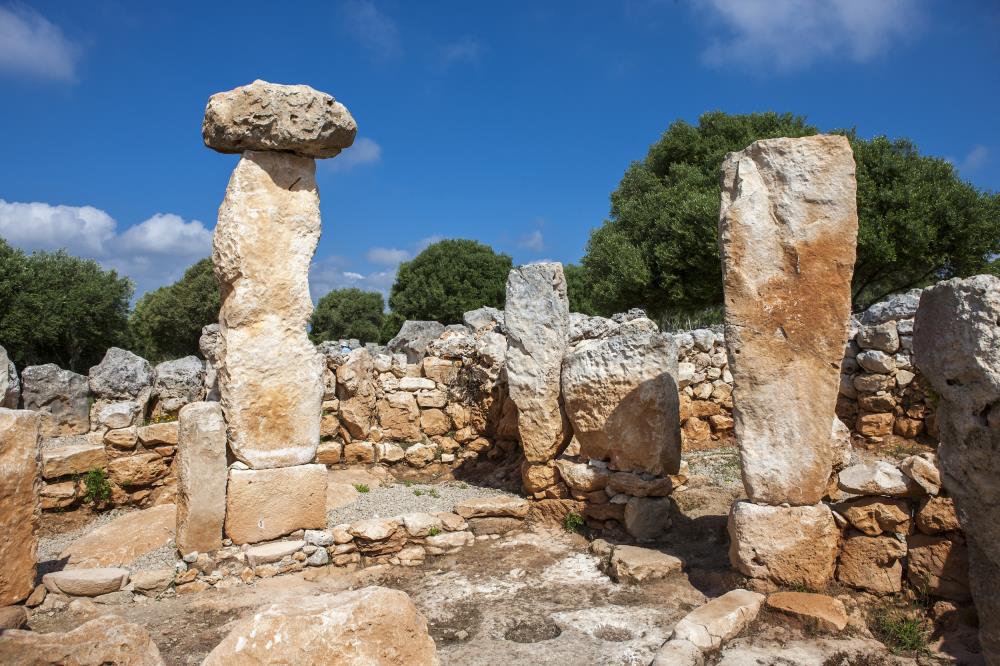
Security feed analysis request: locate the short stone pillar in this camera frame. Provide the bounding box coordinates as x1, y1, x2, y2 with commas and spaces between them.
913, 275, 1000, 659
719, 135, 858, 588
176, 402, 227, 554
203, 80, 356, 543
504, 262, 571, 495
0, 408, 41, 605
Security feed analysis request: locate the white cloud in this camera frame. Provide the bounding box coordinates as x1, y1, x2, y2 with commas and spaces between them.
697, 0, 922, 72
340, 0, 400, 60
0, 199, 212, 297
327, 137, 382, 172
960, 145, 989, 173
518, 230, 545, 252
0, 5, 79, 81
415, 234, 443, 252
441, 36, 482, 66
309, 255, 397, 301
365, 246, 409, 265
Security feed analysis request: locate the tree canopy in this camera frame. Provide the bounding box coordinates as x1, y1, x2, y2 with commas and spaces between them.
388, 239, 512, 324
581, 111, 1000, 318
129, 258, 220, 363
0, 239, 133, 372
310, 288, 385, 344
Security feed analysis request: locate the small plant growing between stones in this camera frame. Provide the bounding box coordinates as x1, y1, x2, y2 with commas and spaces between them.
143, 413, 177, 426
563, 511, 585, 534
81, 469, 112, 504
428, 488, 440, 499
402, 480, 414, 487
869, 607, 930, 655
427, 526, 441, 536
413, 489, 425, 496
353, 483, 370, 493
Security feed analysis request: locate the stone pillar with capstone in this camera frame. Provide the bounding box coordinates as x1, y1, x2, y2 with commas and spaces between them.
202, 80, 356, 544
719, 135, 858, 589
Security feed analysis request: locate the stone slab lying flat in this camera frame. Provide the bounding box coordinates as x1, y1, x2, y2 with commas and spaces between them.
43, 568, 129, 597
454, 496, 529, 519
765, 591, 848, 632
246, 540, 306, 567
671, 589, 765, 651
225, 464, 327, 544
609, 545, 683, 584
60, 504, 174, 568
41, 442, 106, 480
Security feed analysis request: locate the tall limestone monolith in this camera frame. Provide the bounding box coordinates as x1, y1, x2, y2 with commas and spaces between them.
0, 409, 41, 605
719, 135, 858, 506
204, 80, 356, 470
505, 263, 570, 473
913, 275, 1000, 662
176, 402, 227, 554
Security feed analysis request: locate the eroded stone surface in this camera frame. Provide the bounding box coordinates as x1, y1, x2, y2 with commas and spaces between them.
0, 409, 40, 605
43, 568, 129, 596
60, 504, 174, 568
203, 80, 356, 158
718, 135, 857, 505
765, 591, 848, 632
176, 402, 227, 554
225, 464, 327, 543
671, 589, 765, 651
213, 150, 324, 469
88, 347, 154, 400
21, 364, 89, 436
0, 615, 164, 665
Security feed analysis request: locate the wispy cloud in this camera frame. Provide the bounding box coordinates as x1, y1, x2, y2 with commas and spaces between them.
696, 0, 923, 73
959, 145, 989, 172
366, 246, 409, 265
518, 230, 545, 252
0, 5, 80, 81
340, 0, 401, 61
311, 236, 447, 300
441, 36, 483, 66
0, 200, 212, 296
327, 137, 382, 172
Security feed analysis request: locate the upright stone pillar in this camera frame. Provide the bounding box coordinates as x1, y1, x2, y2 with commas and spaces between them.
203, 80, 356, 542
505, 263, 570, 494
0, 409, 41, 605
913, 276, 1000, 662
719, 135, 857, 589
176, 402, 227, 554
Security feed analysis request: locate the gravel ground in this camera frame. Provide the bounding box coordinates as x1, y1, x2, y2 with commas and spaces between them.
327, 480, 515, 525
37, 508, 135, 563
684, 448, 744, 490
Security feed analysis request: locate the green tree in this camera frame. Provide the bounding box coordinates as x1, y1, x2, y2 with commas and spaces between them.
0, 240, 133, 372
564, 263, 599, 315
310, 288, 385, 343
129, 258, 220, 363
388, 239, 512, 323
582, 111, 1000, 317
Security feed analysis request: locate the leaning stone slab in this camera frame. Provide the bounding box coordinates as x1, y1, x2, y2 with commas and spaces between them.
213, 150, 325, 469
43, 568, 129, 597
176, 402, 227, 554
225, 464, 327, 544
202, 586, 437, 666
671, 589, 765, 651
0, 615, 165, 666
561, 317, 681, 475
718, 135, 857, 505
21, 364, 90, 436
60, 504, 174, 568
913, 275, 1000, 657
728, 501, 839, 589
505, 262, 570, 465
0, 409, 41, 605
454, 496, 529, 519
203, 80, 356, 159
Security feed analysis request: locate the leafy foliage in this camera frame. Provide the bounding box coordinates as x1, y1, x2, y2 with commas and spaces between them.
563, 511, 585, 533
388, 239, 512, 324
582, 111, 1000, 317
81, 468, 112, 504
310, 288, 385, 344
0, 239, 133, 372
564, 263, 599, 315
128, 259, 220, 363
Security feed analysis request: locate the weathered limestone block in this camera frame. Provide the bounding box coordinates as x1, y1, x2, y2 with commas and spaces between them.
152, 356, 204, 417
89, 347, 154, 401
0, 409, 40, 605
913, 275, 1000, 656
671, 589, 765, 651
225, 464, 327, 543
60, 504, 174, 568
0, 616, 165, 666
728, 501, 839, 589
203, 80, 356, 158
718, 135, 857, 505
0, 344, 19, 408
562, 318, 681, 475
202, 586, 438, 666
200, 323, 222, 401
213, 150, 324, 469
176, 402, 227, 554
906, 533, 970, 600
836, 533, 906, 594
21, 364, 89, 436
765, 591, 849, 633
42, 567, 129, 596
108, 452, 168, 487
388, 320, 445, 363
41, 441, 107, 479
505, 262, 570, 464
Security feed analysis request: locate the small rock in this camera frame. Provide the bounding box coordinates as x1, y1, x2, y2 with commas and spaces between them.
671, 589, 765, 651
765, 591, 848, 632
609, 545, 683, 584
837, 461, 915, 496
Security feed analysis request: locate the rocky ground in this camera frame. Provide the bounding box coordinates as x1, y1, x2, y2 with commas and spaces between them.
24, 448, 984, 665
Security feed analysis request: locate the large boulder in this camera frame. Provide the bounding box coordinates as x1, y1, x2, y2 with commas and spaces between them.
718, 135, 858, 506
151, 356, 204, 417
203, 80, 356, 159
388, 321, 445, 363
21, 364, 90, 436
0, 344, 19, 408
505, 263, 570, 464
913, 274, 1000, 657
202, 586, 438, 665
562, 317, 681, 475
0, 409, 40, 605
176, 402, 228, 553
0, 615, 164, 665
88, 347, 155, 401
212, 150, 324, 469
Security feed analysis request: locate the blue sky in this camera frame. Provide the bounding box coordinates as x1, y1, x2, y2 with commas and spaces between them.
1, 0, 998, 299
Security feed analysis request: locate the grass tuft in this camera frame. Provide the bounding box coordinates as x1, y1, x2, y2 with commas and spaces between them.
353, 483, 370, 493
